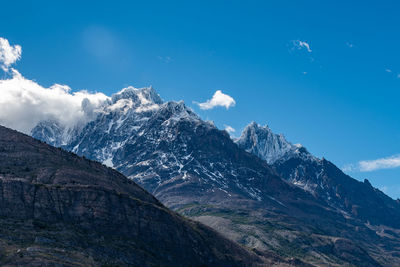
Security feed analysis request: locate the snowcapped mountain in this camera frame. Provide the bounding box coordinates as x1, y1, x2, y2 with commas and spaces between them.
32, 86, 162, 167
235, 122, 320, 193
31, 120, 75, 147
31, 86, 400, 266
32, 86, 300, 206
235, 122, 315, 164
236, 122, 400, 228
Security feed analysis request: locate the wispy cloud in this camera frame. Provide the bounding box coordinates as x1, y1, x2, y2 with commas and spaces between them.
196, 90, 236, 110
346, 42, 354, 48
343, 154, 400, 172
383, 68, 400, 79
0, 37, 21, 71
224, 125, 235, 134
292, 40, 312, 53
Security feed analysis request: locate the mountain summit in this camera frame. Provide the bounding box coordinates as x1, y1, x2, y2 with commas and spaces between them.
235, 122, 314, 164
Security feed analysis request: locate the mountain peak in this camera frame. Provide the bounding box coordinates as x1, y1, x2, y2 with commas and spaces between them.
246, 121, 269, 131
111, 86, 163, 105
236, 122, 315, 164
151, 101, 203, 126
236, 122, 295, 164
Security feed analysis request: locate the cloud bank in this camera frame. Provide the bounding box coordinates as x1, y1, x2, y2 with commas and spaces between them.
0, 69, 109, 134
0, 37, 111, 134
197, 90, 236, 110
0, 37, 22, 71
343, 154, 400, 172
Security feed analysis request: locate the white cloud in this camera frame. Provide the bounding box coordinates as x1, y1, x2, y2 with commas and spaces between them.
197, 90, 236, 110
343, 154, 400, 172
224, 125, 235, 134
0, 68, 109, 134
346, 42, 354, 48
292, 40, 312, 53
383, 68, 400, 79
0, 37, 22, 71
0, 37, 110, 134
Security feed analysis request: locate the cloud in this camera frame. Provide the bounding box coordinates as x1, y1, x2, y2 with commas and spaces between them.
343, 154, 400, 172
0, 68, 109, 134
0, 37, 111, 134
346, 42, 354, 48
224, 125, 235, 134
0, 37, 22, 71
292, 40, 312, 53
196, 90, 236, 110
383, 68, 400, 79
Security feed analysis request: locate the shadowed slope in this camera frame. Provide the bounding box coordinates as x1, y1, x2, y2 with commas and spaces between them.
0, 125, 271, 266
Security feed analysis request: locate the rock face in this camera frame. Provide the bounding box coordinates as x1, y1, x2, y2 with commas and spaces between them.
236, 122, 400, 228
235, 122, 302, 165
31, 87, 400, 266
0, 125, 268, 266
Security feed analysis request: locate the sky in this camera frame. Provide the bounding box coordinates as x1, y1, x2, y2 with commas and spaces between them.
1, 0, 400, 198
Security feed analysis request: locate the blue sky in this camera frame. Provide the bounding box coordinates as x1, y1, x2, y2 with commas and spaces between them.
1, 1, 400, 198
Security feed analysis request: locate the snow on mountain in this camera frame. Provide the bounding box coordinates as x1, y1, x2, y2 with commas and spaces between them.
235, 122, 325, 195
31, 86, 163, 167
235, 122, 316, 164
32, 88, 400, 224
236, 122, 400, 229
30, 86, 400, 265
31, 86, 303, 206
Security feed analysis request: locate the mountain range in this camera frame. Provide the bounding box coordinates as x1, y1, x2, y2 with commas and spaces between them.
31, 86, 400, 266
0, 124, 276, 266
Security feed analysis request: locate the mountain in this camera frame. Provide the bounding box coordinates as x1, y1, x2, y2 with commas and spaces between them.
31, 87, 400, 266
0, 124, 272, 266
235, 122, 309, 165
236, 122, 400, 228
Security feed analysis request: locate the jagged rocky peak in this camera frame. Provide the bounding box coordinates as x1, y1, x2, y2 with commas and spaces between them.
158, 101, 202, 123
103, 86, 164, 115
31, 85, 165, 147
31, 120, 64, 146
111, 86, 163, 105
31, 119, 80, 147
236, 121, 316, 164
235, 121, 297, 164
